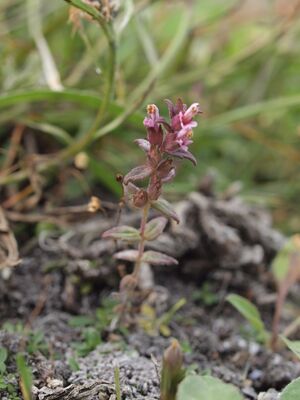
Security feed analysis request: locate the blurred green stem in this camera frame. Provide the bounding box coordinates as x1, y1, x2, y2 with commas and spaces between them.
94, 5, 191, 139
61, 0, 116, 158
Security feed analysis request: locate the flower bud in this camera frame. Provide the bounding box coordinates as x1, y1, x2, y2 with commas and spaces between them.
182, 102, 201, 123
163, 339, 183, 373
161, 339, 185, 400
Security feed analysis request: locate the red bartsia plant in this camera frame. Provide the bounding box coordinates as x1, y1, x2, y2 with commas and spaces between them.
102, 99, 201, 291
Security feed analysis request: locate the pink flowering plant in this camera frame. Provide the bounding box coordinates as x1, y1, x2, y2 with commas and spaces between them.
102, 99, 201, 300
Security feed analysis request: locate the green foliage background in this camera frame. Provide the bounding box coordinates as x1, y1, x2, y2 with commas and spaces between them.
1, 0, 300, 232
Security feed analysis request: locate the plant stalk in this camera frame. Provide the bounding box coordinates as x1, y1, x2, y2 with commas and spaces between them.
133, 203, 150, 279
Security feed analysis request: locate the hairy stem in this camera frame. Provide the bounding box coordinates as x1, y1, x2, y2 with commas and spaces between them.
133, 203, 150, 279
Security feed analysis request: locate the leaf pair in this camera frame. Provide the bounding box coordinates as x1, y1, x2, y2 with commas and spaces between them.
102, 216, 168, 242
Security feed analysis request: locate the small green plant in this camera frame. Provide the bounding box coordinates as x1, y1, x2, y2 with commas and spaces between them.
139, 298, 186, 337
73, 327, 102, 357
192, 283, 218, 306
226, 294, 269, 344
102, 100, 200, 317
0, 348, 20, 399
0, 374, 20, 400
2, 322, 48, 356
69, 298, 119, 356
227, 236, 300, 350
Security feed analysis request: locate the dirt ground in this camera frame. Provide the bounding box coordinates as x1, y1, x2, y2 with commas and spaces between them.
1, 190, 299, 399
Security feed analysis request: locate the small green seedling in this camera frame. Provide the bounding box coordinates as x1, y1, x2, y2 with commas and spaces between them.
69, 298, 118, 356
226, 294, 269, 344
139, 298, 186, 337
2, 323, 48, 356
192, 283, 218, 306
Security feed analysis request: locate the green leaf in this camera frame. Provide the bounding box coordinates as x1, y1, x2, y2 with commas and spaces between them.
281, 336, 300, 360
226, 294, 267, 341
18, 119, 73, 145
177, 375, 244, 400
281, 377, 300, 400
144, 217, 168, 241
142, 250, 178, 265
102, 226, 140, 242
69, 315, 94, 328
151, 197, 179, 223
0, 89, 142, 128
16, 353, 32, 400
0, 348, 8, 364
272, 239, 298, 283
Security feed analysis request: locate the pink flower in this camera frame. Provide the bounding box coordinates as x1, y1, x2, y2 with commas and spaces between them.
143, 104, 165, 146
162, 99, 201, 165
182, 102, 201, 124
135, 99, 200, 165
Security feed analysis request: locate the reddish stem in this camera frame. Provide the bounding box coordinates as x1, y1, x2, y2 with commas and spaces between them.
133, 203, 150, 279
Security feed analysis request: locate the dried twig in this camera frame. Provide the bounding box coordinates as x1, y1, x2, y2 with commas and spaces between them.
0, 205, 21, 269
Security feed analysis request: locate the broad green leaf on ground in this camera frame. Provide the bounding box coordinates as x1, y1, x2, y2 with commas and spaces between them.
151, 197, 179, 223
177, 375, 244, 400
102, 226, 140, 242
226, 294, 267, 340
144, 217, 168, 241
141, 250, 178, 265
281, 336, 300, 361
281, 377, 300, 400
